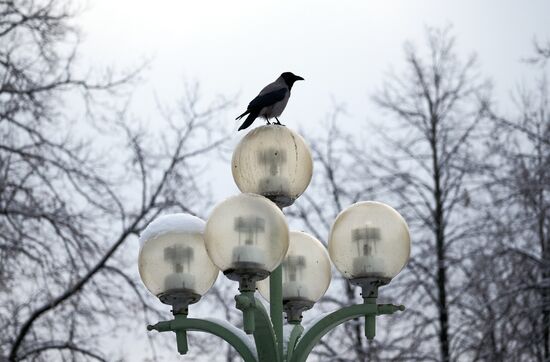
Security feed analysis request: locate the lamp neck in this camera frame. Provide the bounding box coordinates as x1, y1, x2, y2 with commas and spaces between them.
238, 278, 257, 293
173, 305, 189, 316
350, 277, 390, 300
284, 299, 314, 324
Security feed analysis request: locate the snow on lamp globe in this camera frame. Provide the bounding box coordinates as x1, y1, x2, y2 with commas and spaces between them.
138, 213, 219, 314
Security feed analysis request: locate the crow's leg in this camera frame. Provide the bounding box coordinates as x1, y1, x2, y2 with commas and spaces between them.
274, 117, 285, 126
265, 116, 271, 125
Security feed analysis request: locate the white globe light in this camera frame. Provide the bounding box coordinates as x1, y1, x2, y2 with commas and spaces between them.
257, 231, 331, 304
204, 193, 289, 284
328, 201, 411, 283
138, 214, 219, 307
232, 125, 313, 208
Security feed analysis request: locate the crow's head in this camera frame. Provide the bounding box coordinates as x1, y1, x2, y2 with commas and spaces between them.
281, 72, 304, 88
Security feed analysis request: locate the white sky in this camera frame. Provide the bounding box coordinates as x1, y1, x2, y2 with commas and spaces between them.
78, 0, 550, 122
77, 0, 550, 205
74, 1, 549, 360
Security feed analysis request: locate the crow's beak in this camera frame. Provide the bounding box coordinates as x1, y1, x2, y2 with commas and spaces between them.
295, 75, 304, 81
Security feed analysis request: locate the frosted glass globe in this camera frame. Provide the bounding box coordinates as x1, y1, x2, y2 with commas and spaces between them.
232, 125, 313, 207
138, 214, 219, 303
204, 193, 289, 280
257, 231, 331, 304
328, 201, 410, 281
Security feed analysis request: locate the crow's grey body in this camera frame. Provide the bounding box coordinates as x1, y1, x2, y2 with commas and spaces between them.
236, 72, 304, 131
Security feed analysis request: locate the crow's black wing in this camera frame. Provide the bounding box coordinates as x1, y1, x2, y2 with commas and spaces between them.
247, 88, 287, 110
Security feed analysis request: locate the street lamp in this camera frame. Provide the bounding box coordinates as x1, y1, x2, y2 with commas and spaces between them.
204, 193, 289, 287
138, 213, 219, 313
257, 231, 332, 324
328, 201, 410, 340
141, 125, 410, 362
232, 125, 313, 208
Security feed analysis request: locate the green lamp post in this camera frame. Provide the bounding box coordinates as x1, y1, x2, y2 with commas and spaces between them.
139, 125, 410, 361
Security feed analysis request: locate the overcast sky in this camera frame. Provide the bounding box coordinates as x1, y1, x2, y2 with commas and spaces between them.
76, 0, 549, 207
74, 1, 549, 359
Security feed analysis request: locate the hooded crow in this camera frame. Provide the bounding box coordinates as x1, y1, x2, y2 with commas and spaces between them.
236, 72, 304, 131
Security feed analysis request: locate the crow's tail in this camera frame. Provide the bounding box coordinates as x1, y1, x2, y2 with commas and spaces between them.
238, 110, 259, 131
235, 110, 249, 120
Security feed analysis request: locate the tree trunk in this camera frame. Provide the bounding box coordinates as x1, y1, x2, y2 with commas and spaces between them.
542, 238, 549, 360
431, 124, 450, 362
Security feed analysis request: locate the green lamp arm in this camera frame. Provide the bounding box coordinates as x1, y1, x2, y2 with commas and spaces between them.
288, 303, 404, 362
235, 291, 280, 361
147, 293, 280, 362
285, 324, 304, 361
148, 314, 258, 362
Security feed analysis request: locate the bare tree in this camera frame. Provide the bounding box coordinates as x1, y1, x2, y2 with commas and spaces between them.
296, 28, 549, 362
287, 27, 493, 362
525, 38, 550, 66
474, 75, 550, 361
286, 108, 382, 361
366, 27, 491, 361
0, 0, 231, 360
460, 40, 550, 360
